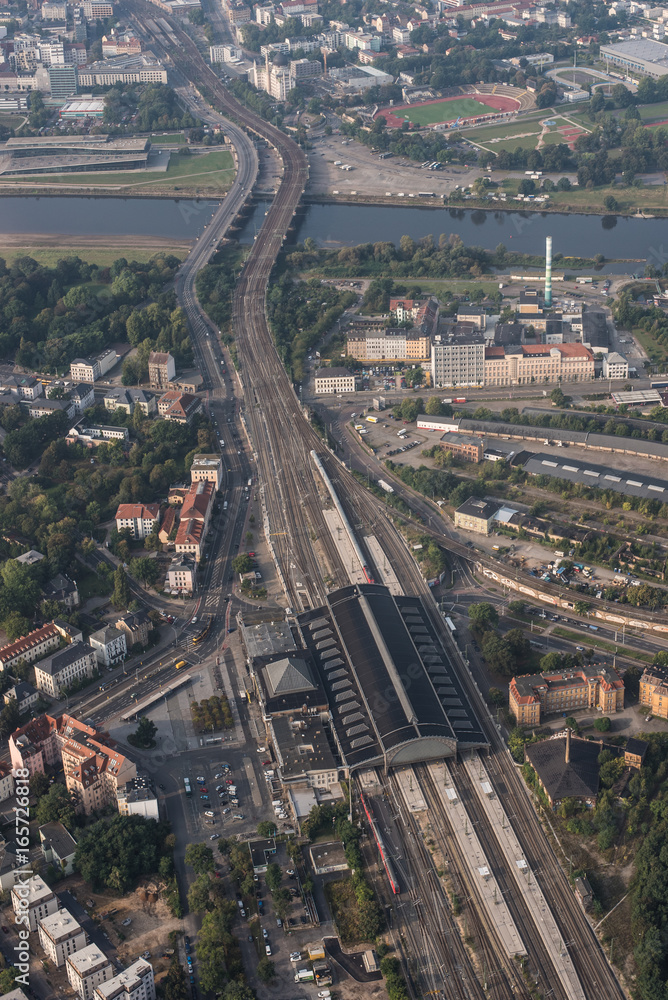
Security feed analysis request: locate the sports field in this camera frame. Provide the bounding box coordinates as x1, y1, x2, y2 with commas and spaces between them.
377, 92, 521, 129
400, 97, 494, 125
466, 113, 590, 154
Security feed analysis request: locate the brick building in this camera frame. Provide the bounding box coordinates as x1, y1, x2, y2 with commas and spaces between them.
510, 663, 624, 724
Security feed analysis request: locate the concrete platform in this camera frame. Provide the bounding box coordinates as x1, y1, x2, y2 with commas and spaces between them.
426, 761, 528, 960
464, 754, 585, 1000
323, 507, 368, 585
394, 766, 427, 812
364, 535, 403, 595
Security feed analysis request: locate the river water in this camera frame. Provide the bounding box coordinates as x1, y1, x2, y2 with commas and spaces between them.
0, 195, 664, 272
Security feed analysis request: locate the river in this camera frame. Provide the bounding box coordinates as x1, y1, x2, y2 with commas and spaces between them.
0, 195, 663, 272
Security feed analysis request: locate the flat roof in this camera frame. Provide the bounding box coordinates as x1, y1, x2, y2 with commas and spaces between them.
524, 452, 668, 499
600, 38, 668, 68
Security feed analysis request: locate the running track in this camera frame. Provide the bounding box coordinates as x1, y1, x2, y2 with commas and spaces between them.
377, 93, 521, 128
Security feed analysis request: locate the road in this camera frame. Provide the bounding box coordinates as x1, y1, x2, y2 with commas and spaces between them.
115, 11, 627, 997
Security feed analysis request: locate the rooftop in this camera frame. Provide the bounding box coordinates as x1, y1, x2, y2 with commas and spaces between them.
92, 959, 153, 998
39, 907, 82, 941
455, 497, 502, 520
270, 714, 339, 779
526, 734, 601, 802
66, 943, 111, 977
35, 642, 94, 677
39, 820, 77, 859
314, 367, 354, 379
524, 453, 668, 500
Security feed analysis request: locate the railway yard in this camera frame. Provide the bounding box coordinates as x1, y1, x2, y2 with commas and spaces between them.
71, 7, 642, 999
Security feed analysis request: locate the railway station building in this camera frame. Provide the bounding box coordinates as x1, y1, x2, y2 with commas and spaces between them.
297, 584, 487, 772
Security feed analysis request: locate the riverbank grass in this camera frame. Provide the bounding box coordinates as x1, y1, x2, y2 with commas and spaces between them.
3, 247, 189, 268
0, 149, 235, 193
500, 176, 668, 215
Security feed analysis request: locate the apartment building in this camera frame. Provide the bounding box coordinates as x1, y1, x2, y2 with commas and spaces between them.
483, 344, 595, 386
173, 480, 214, 561
510, 663, 624, 724
346, 328, 430, 362
165, 554, 197, 595
68, 384, 95, 415
389, 297, 438, 331
115, 612, 152, 649
174, 518, 205, 561
0, 622, 64, 672
114, 503, 160, 540
190, 454, 223, 491
602, 352, 629, 380
314, 367, 356, 394
39, 821, 77, 876
88, 627, 127, 667
640, 663, 668, 718
39, 908, 87, 967
93, 959, 155, 1000
431, 330, 485, 388
147, 351, 175, 390
67, 425, 130, 448
156, 391, 201, 424
34, 642, 97, 698
43, 573, 79, 611
69, 350, 117, 383
103, 388, 156, 416
67, 944, 114, 1000
11, 874, 59, 932
10, 713, 137, 815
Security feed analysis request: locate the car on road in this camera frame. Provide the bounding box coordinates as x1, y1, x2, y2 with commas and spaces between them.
225, 779, 234, 784
158, 783, 165, 790
191, 617, 198, 625
222, 807, 230, 814
261, 760, 271, 766
200, 787, 208, 793
318, 992, 331, 998
215, 773, 223, 779
286, 869, 295, 875
240, 909, 246, 918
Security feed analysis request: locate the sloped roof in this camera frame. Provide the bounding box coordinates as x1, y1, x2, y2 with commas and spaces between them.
264, 657, 316, 698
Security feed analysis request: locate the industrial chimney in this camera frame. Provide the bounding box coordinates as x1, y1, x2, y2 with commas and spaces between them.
565, 726, 571, 764
545, 236, 553, 308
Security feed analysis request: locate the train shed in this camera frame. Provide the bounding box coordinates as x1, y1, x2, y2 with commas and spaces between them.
297, 584, 487, 772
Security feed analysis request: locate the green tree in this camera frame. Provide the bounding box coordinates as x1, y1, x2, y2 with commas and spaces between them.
508, 727, 526, 763
257, 958, 276, 983
188, 873, 214, 913
488, 687, 506, 709
257, 821, 277, 838
163, 958, 189, 1000
265, 862, 283, 894
185, 843, 215, 876
30, 772, 51, 798
573, 601, 590, 616
224, 984, 256, 1000
129, 557, 160, 588
425, 396, 443, 416
0, 968, 17, 993
594, 716, 611, 732
468, 602, 499, 633
130, 716, 157, 748
565, 717, 579, 733
1, 611, 31, 642
35, 784, 76, 828
540, 651, 564, 673
112, 566, 131, 609
232, 554, 253, 574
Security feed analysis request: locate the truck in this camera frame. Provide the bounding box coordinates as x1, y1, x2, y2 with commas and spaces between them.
366, 415, 378, 423
378, 480, 395, 494
295, 969, 315, 982
308, 945, 326, 961
453, 397, 467, 404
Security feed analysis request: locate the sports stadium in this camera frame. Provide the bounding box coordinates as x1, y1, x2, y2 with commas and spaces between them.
376, 85, 535, 130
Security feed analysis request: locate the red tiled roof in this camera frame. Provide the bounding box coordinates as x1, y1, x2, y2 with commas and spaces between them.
115, 503, 160, 521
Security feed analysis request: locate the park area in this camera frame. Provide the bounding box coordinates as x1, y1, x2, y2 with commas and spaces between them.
377, 92, 521, 128
467, 113, 590, 153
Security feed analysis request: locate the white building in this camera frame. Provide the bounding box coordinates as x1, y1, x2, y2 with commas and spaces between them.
117, 776, 159, 820
0, 761, 16, 802
93, 959, 155, 1000
78, 55, 167, 86
165, 554, 197, 595
114, 503, 160, 540
67, 944, 114, 1000
39, 908, 87, 967
34, 642, 97, 699
314, 367, 356, 394
68, 384, 95, 415
602, 351, 629, 380
12, 874, 59, 933
431, 333, 485, 388
88, 627, 127, 667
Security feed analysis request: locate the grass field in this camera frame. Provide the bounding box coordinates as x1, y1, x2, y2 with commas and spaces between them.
468, 112, 588, 154
0, 112, 25, 129
2, 246, 189, 268
400, 278, 501, 295
0, 150, 235, 193
150, 132, 186, 144
400, 97, 496, 126
639, 100, 668, 122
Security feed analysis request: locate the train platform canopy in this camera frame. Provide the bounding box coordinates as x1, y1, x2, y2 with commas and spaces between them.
297, 584, 487, 770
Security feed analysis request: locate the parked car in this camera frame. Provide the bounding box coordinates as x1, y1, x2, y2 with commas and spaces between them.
262, 929, 268, 940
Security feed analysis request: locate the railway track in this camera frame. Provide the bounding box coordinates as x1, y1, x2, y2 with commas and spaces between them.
120, 10, 628, 997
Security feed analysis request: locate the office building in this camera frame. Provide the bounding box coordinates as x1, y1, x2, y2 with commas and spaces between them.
48, 64, 77, 98
431, 329, 485, 388
510, 663, 624, 724
484, 344, 595, 386
38, 908, 87, 967
602, 352, 629, 380
346, 327, 430, 362
116, 775, 159, 820
439, 432, 483, 463
453, 497, 502, 535
77, 56, 167, 87
314, 367, 356, 394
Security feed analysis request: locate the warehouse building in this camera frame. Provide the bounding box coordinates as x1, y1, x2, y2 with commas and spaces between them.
523, 453, 668, 500
599, 38, 668, 78
440, 432, 484, 463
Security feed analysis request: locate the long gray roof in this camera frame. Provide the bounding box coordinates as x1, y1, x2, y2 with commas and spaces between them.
524, 452, 668, 499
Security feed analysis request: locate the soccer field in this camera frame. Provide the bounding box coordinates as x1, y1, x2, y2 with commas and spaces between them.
401, 97, 495, 126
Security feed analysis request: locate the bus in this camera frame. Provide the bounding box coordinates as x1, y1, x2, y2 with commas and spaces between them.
175, 660, 187, 670
445, 616, 457, 635
184, 778, 192, 797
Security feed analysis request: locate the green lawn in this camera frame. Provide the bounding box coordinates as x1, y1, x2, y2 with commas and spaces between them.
0, 112, 25, 129
4, 247, 189, 268
401, 278, 500, 295
0, 150, 235, 193
639, 100, 668, 122
150, 132, 186, 144
400, 97, 496, 126
552, 626, 653, 664
466, 120, 542, 142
